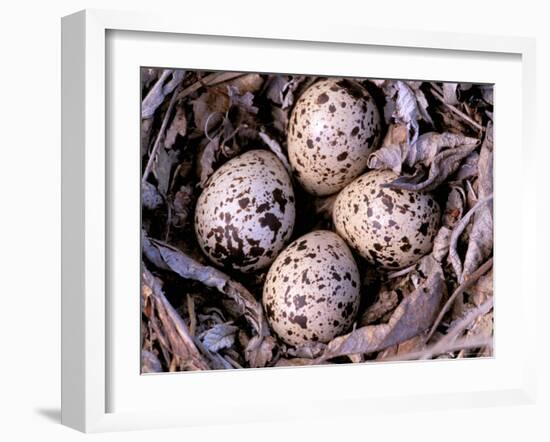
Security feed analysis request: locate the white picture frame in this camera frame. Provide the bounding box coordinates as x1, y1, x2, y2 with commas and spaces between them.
61, 9, 537, 433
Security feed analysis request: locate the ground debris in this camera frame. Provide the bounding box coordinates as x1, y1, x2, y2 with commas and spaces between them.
141, 69, 494, 371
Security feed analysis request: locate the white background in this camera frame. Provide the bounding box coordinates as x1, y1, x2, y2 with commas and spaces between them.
0, 0, 548, 441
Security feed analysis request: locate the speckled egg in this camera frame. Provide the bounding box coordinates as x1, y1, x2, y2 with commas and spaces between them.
287, 78, 382, 196
333, 170, 441, 269
262, 230, 361, 347
194, 149, 295, 273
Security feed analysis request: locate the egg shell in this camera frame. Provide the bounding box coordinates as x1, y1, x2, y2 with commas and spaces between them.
263, 230, 361, 347
333, 169, 441, 269
287, 78, 382, 196
195, 149, 295, 273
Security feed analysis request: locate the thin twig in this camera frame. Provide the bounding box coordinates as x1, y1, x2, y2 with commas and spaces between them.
141, 83, 183, 184
441, 297, 494, 344
175, 71, 246, 102
143, 235, 266, 337
387, 263, 416, 279
204, 113, 223, 141
224, 354, 244, 369
193, 338, 233, 370
431, 86, 484, 132
187, 294, 197, 337
422, 298, 493, 359
382, 335, 493, 362
142, 266, 210, 370
425, 257, 493, 343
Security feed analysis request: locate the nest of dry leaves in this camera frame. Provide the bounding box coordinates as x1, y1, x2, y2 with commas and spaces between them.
140, 68, 494, 372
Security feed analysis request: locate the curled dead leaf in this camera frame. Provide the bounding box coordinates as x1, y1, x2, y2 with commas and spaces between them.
432, 226, 452, 262
142, 181, 164, 211
199, 322, 238, 352
382, 80, 419, 144
141, 350, 163, 373
369, 131, 479, 183
164, 104, 187, 149
448, 194, 493, 281
470, 269, 493, 307
317, 256, 445, 361
245, 336, 277, 368
443, 186, 466, 228
258, 131, 291, 173
142, 234, 265, 337
360, 289, 400, 325
142, 266, 209, 371
385, 140, 479, 192
142, 69, 185, 119
197, 135, 220, 188
462, 123, 493, 281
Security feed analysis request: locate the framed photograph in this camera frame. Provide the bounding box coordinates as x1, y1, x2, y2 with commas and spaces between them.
61, 9, 537, 433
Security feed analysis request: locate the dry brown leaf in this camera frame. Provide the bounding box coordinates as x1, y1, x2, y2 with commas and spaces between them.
191, 75, 262, 135
436, 297, 493, 347
142, 234, 265, 337
275, 358, 319, 367
377, 334, 427, 360
222, 73, 264, 95
453, 151, 479, 182
369, 131, 478, 182
141, 350, 163, 373
443, 186, 465, 228
368, 143, 406, 174
360, 289, 399, 325
448, 194, 493, 281
432, 226, 452, 262
141, 68, 159, 90
281, 76, 308, 109
287, 342, 326, 359
317, 256, 445, 361
463, 310, 493, 357
153, 146, 179, 196
462, 122, 493, 281
227, 86, 258, 115
198, 322, 238, 352
442, 83, 459, 105
258, 131, 291, 173
142, 266, 210, 371
405, 132, 479, 168
271, 105, 289, 133
197, 135, 220, 188
141, 117, 153, 157
142, 69, 185, 119
245, 336, 277, 368
386, 141, 479, 192
171, 185, 193, 227
265, 75, 290, 105
382, 80, 419, 144
142, 181, 164, 211
164, 104, 187, 149
191, 91, 225, 133
397, 335, 427, 355
406, 81, 434, 125
479, 85, 494, 105
470, 269, 493, 307
367, 123, 408, 173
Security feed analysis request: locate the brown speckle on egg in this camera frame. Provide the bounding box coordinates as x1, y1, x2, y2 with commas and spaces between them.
287, 79, 382, 196
333, 170, 441, 269
262, 230, 361, 347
